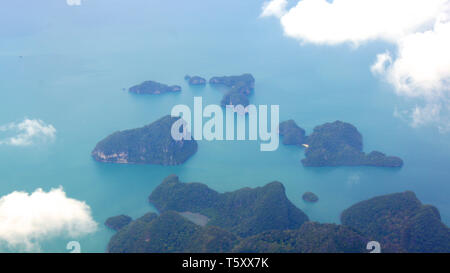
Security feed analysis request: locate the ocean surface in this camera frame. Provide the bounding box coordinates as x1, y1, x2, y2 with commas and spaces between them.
0, 0, 449, 252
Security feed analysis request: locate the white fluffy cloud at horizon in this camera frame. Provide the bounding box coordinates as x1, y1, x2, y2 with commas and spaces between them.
0, 187, 97, 252
261, 0, 450, 132
0, 119, 56, 146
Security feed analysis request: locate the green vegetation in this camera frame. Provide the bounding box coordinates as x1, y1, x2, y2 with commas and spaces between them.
107, 176, 449, 253
279, 120, 307, 146
91, 115, 198, 165
209, 74, 255, 95
149, 175, 309, 237
210, 74, 255, 108
149, 175, 220, 213
185, 75, 207, 85
234, 222, 367, 253
129, 80, 181, 94
105, 215, 132, 231
220, 90, 250, 107
341, 191, 450, 252
302, 121, 403, 167
107, 211, 238, 253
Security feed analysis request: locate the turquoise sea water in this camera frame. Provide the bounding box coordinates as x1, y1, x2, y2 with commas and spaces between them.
1, 0, 449, 252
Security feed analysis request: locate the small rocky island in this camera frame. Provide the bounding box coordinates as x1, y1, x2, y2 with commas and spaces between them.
210, 74, 255, 107
91, 115, 198, 165
279, 119, 403, 168
129, 80, 181, 94
302, 192, 319, 203
105, 215, 132, 231
185, 75, 206, 86
279, 120, 307, 146
106, 175, 450, 253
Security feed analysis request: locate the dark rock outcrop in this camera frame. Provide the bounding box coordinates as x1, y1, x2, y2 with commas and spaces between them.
302, 192, 319, 203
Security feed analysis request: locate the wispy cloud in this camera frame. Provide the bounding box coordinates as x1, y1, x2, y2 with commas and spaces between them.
66, 0, 82, 6
0, 187, 97, 252
262, 0, 450, 131
0, 119, 56, 146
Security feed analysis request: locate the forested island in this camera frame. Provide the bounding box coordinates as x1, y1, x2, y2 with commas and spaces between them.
303, 121, 403, 167
106, 175, 449, 253
91, 115, 197, 165
185, 75, 207, 85
209, 74, 255, 95
210, 74, 255, 107
129, 80, 181, 94
149, 175, 308, 237
341, 191, 450, 253
220, 91, 250, 108
278, 120, 403, 168
279, 120, 307, 146
105, 215, 132, 231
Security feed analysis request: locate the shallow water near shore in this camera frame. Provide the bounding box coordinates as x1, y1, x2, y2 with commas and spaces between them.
1, 0, 450, 252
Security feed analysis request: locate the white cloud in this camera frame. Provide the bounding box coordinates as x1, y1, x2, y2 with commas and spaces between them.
370, 52, 392, 76
262, 0, 450, 131
383, 20, 450, 98
0, 119, 56, 146
264, 0, 447, 45
0, 187, 97, 252
261, 0, 288, 18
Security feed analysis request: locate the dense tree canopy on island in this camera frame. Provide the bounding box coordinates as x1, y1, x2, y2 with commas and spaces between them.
106, 175, 449, 253
92, 115, 197, 165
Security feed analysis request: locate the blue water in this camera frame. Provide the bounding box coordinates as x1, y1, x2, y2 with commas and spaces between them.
0, 0, 449, 252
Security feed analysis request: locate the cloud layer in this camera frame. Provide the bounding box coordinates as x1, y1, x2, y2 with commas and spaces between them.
0, 119, 56, 146
262, 0, 450, 131
0, 187, 97, 251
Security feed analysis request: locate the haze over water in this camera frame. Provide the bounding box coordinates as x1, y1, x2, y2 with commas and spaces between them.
1, 0, 449, 252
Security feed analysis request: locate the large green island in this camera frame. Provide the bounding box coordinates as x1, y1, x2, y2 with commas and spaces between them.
341, 191, 450, 253
92, 115, 197, 165
105, 175, 449, 253
279, 120, 403, 168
